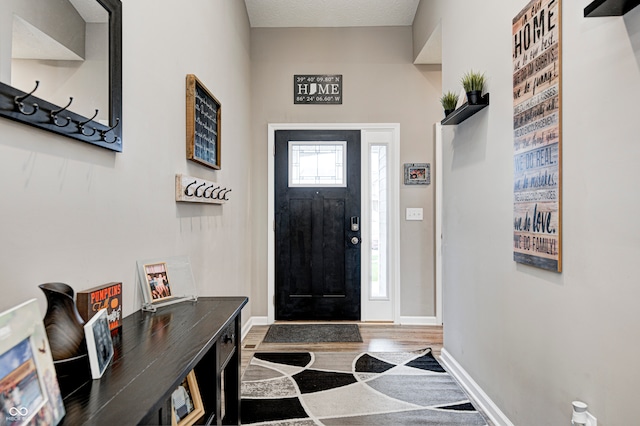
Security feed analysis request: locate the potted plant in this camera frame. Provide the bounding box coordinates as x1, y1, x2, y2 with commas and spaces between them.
440, 91, 459, 117
461, 70, 485, 105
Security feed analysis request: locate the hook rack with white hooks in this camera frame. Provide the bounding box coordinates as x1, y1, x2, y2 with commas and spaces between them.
175, 174, 231, 205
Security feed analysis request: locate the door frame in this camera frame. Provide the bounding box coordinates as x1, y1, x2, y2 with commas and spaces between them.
435, 123, 443, 326
267, 123, 401, 324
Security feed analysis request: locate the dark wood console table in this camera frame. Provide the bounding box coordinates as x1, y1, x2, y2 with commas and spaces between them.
58, 297, 248, 425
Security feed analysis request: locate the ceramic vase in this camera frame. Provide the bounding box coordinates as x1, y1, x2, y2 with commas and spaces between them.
38, 282, 88, 361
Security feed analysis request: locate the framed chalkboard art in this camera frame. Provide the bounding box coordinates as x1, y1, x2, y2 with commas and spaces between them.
186, 74, 221, 169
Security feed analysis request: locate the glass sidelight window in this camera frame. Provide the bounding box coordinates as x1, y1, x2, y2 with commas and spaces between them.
370, 145, 388, 299
288, 142, 347, 187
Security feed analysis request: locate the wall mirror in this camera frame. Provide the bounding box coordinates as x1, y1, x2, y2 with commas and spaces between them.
0, 0, 122, 152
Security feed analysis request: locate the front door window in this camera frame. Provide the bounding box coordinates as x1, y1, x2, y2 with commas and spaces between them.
288, 142, 346, 187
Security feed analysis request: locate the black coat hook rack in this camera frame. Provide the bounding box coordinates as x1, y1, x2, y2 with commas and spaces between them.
0, 80, 122, 152
175, 174, 230, 205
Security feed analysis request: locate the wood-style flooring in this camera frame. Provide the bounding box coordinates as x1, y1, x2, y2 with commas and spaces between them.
241, 323, 443, 375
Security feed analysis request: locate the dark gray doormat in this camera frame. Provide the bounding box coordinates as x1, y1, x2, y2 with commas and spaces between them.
263, 324, 363, 343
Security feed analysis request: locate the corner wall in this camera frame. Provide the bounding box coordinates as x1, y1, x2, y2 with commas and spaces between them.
0, 1, 253, 319
425, 0, 640, 424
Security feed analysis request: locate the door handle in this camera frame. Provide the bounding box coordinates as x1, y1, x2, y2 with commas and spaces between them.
351, 236, 359, 245
350, 216, 360, 231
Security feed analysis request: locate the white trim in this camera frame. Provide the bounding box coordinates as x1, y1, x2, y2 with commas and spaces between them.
267, 123, 401, 324
241, 316, 268, 342
361, 128, 400, 322
440, 348, 514, 426
399, 316, 439, 325
434, 123, 443, 325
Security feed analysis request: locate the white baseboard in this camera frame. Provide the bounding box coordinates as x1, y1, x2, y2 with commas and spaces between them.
241, 316, 268, 341
399, 316, 441, 325
440, 348, 514, 426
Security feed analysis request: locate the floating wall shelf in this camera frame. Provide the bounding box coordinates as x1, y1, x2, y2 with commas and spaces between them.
441, 93, 490, 126
584, 0, 640, 16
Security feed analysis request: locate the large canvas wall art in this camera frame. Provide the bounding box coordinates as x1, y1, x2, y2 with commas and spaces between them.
512, 0, 562, 272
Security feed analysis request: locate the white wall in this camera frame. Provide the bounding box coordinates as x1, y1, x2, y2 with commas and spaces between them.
420, 0, 640, 424
0, 1, 253, 320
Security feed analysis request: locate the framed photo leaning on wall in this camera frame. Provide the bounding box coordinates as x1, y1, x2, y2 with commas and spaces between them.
143, 262, 174, 302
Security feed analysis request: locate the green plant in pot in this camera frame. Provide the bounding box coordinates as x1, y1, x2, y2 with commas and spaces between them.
440, 91, 459, 117
461, 70, 485, 105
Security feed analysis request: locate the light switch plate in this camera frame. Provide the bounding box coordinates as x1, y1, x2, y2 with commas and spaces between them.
406, 208, 423, 221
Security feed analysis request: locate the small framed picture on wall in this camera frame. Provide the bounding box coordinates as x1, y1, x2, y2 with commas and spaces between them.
404, 163, 430, 185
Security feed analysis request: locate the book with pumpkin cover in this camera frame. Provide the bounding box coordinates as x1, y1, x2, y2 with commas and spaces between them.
76, 282, 123, 331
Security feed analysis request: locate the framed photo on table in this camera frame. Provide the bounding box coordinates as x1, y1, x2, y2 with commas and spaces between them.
143, 262, 174, 302
0, 299, 65, 425
84, 309, 114, 379
171, 370, 204, 426
186, 74, 221, 170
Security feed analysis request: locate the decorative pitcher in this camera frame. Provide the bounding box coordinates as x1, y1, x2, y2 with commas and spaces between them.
38, 282, 88, 361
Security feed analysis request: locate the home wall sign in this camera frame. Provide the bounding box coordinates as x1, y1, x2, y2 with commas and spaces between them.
294, 75, 342, 104
186, 74, 221, 170
512, 0, 562, 272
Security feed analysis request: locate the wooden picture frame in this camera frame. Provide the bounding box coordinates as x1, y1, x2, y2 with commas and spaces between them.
404, 163, 430, 185
143, 262, 174, 302
0, 299, 66, 425
171, 370, 204, 426
186, 74, 221, 170
84, 309, 114, 379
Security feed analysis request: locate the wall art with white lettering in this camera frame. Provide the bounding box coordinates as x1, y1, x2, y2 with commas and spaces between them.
294, 75, 342, 104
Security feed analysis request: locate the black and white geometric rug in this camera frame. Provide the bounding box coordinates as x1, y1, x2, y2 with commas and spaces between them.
241, 348, 488, 425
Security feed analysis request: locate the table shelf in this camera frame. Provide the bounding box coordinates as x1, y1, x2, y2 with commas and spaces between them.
58, 297, 247, 425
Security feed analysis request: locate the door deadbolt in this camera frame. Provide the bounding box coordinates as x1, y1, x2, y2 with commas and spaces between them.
351, 236, 359, 245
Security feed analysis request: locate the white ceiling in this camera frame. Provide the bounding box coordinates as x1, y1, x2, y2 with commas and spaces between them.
244, 0, 420, 28
12, 15, 83, 60
12, 0, 107, 61
68, 0, 108, 23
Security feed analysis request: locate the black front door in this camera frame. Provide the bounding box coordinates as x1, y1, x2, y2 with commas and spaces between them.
275, 129, 361, 320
